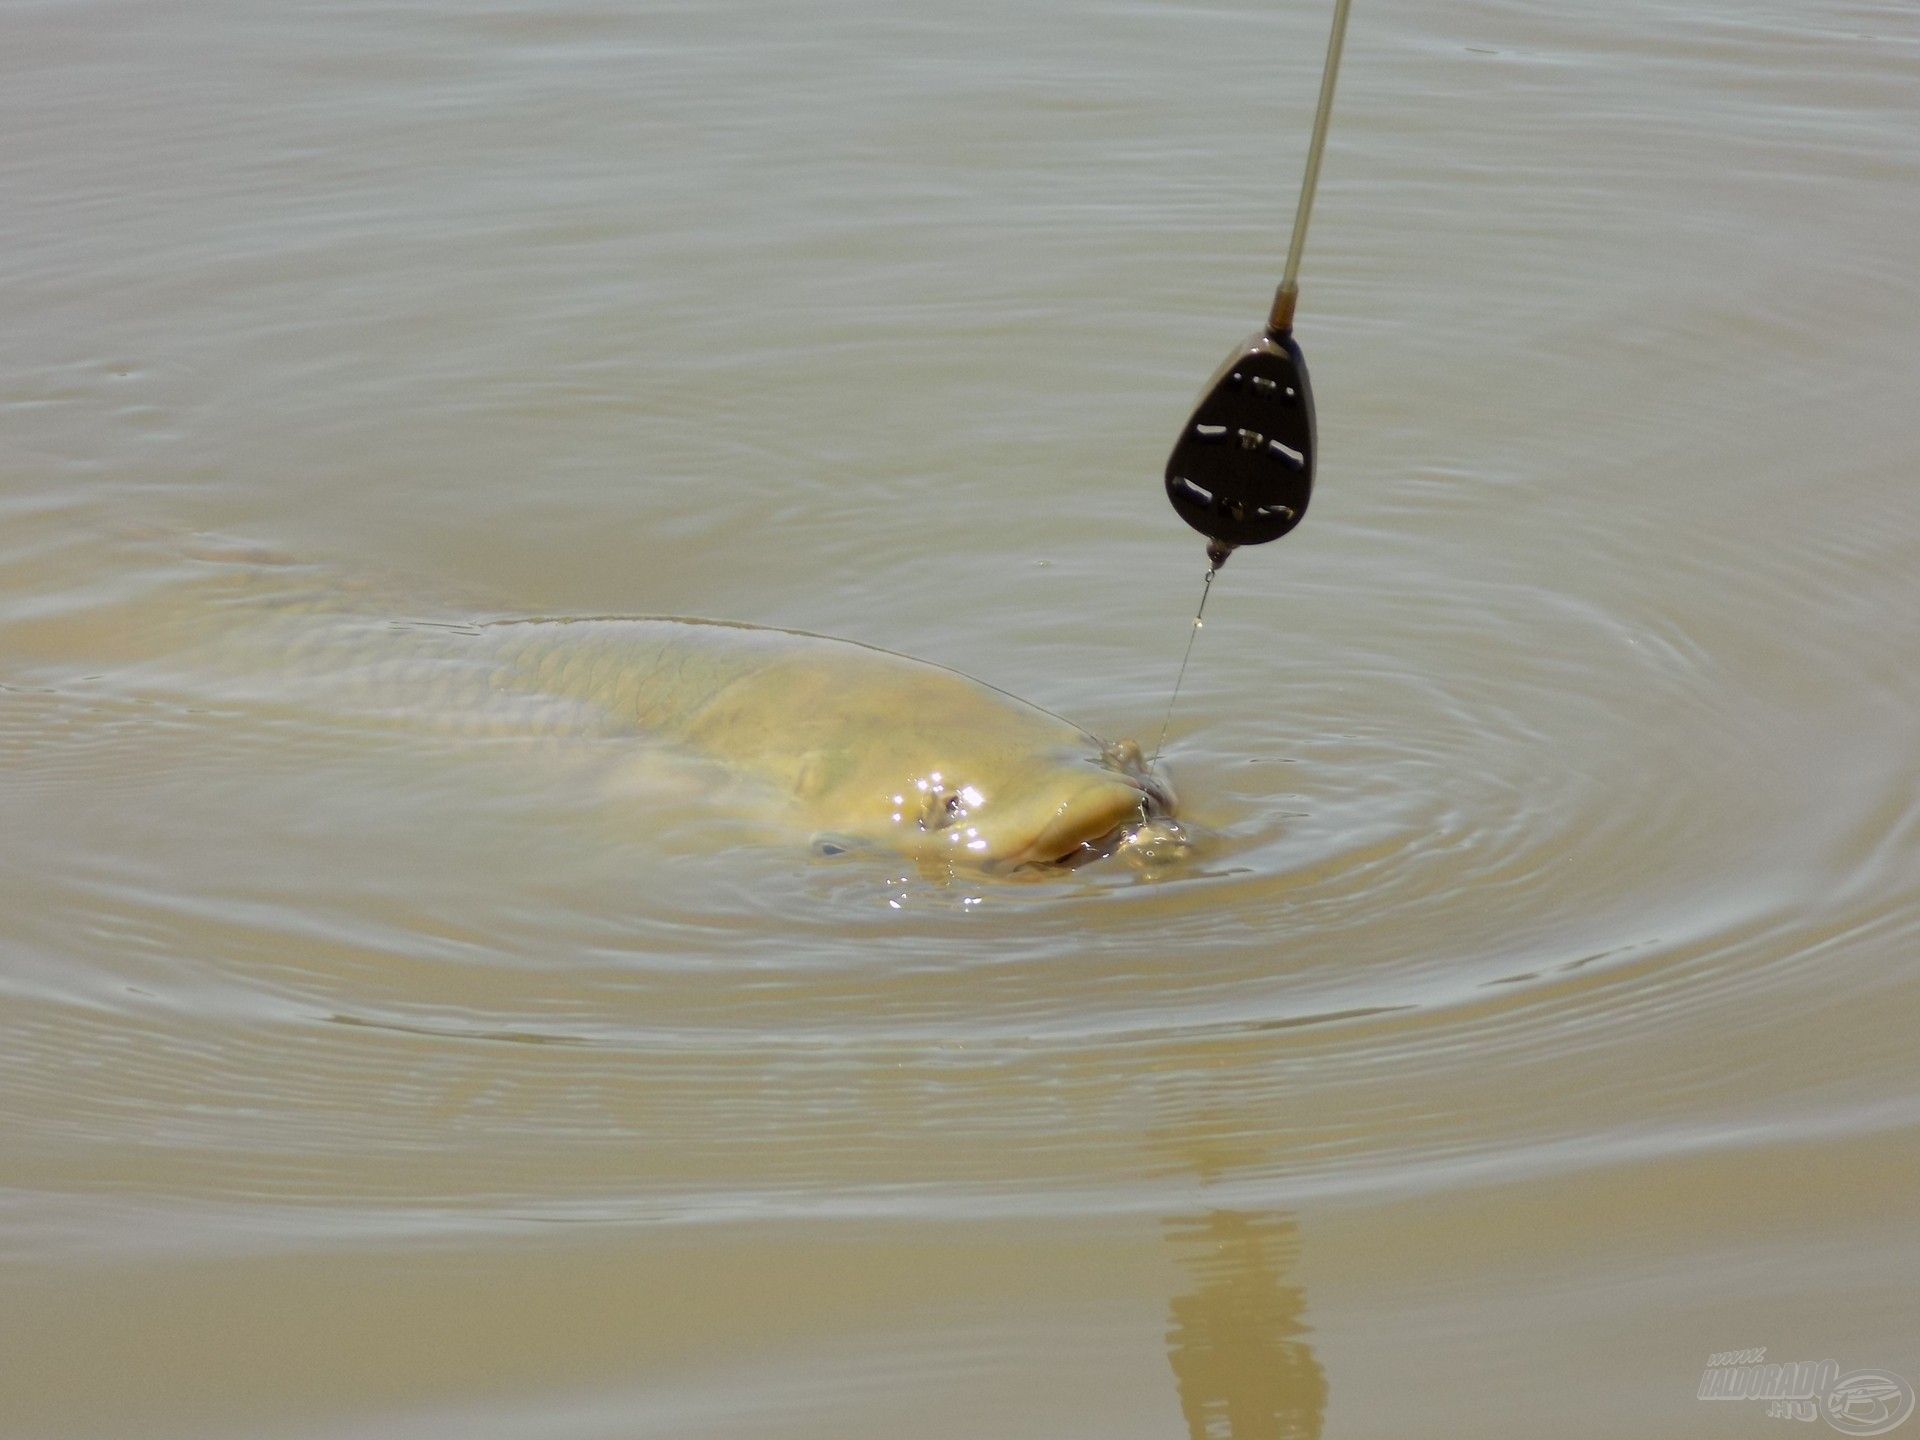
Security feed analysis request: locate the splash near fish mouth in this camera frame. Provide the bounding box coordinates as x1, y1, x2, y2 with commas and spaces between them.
1054, 811, 1196, 873
1019, 748, 1193, 873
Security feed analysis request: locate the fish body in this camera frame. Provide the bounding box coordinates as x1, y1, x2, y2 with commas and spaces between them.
474, 617, 1174, 867
7, 533, 1179, 868
166, 577, 1176, 867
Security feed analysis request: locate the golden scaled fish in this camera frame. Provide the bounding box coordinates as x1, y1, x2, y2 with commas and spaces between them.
160, 562, 1182, 869
476, 616, 1179, 868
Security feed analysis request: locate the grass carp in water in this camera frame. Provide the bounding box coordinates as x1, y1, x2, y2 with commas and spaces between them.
147, 560, 1183, 871
479, 617, 1180, 869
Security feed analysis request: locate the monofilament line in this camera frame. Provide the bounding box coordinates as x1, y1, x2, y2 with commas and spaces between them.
1151, 562, 1220, 773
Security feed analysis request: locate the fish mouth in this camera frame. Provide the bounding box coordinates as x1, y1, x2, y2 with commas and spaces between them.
1018, 768, 1177, 867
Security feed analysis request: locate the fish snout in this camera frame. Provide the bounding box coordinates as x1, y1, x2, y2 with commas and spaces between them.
1017, 758, 1177, 866
1101, 739, 1175, 810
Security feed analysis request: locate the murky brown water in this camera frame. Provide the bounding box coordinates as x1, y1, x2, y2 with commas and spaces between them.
4, 0, 1918, 1435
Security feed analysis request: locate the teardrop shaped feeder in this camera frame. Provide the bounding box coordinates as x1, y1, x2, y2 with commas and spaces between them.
1162, 0, 1350, 566
1164, 327, 1316, 549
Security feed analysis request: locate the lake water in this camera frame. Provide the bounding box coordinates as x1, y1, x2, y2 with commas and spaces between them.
3, 0, 1917, 1435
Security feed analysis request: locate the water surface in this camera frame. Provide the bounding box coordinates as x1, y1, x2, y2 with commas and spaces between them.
4, 0, 1918, 1435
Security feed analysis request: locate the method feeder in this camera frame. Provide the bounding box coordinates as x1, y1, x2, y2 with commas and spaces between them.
1164, 0, 1354, 570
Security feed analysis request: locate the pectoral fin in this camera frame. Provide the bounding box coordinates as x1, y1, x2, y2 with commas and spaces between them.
809, 832, 870, 859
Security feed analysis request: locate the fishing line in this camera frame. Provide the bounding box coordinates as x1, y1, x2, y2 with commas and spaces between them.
1150, 558, 1220, 772
1151, 0, 1353, 768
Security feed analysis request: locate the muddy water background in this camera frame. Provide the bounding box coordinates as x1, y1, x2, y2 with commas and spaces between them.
4, 0, 1918, 1435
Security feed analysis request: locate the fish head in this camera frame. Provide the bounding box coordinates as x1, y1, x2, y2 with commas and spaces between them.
882, 739, 1177, 868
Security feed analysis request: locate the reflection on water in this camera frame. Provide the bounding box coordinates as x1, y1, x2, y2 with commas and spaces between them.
1166, 1210, 1326, 1440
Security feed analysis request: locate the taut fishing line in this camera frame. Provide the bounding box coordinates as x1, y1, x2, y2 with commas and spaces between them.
1152, 0, 1353, 771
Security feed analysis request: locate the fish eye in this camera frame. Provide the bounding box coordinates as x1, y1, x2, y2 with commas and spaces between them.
919, 787, 971, 832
